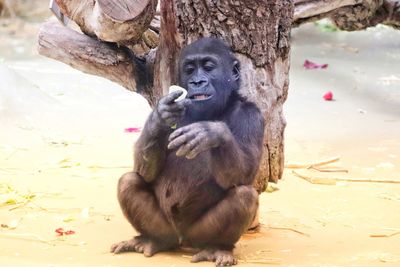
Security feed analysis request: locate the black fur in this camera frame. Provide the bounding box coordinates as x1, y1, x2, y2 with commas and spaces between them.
111, 38, 265, 266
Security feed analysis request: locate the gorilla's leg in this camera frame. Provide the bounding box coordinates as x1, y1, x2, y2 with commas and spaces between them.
111, 172, 179, 256
186, 185, 258, 266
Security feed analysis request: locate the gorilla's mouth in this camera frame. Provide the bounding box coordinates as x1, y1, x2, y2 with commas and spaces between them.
190, 94, 212, 101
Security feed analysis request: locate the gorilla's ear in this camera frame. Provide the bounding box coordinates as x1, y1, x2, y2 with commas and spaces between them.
232, 60, 241, 82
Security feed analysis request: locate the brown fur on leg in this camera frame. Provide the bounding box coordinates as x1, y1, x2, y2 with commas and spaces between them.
111, 172, 179, 255
185, 185, 258, 248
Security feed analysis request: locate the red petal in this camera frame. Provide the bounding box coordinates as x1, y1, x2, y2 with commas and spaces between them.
55, 228, 65, 236
323, 91, 333, 101
65, 230, 75, 235
303, 60, 328, 69
124, 127, 141, 133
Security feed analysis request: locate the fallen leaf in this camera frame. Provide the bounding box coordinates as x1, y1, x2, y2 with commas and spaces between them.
58, 158, 81, 168
303, 60, 328, 69
65, 230, 75, 235
55, 228, 64, 235
55, 227, 76, 236
265, 184, 279, 193
62, 215, 76, 223
323, 91, 333, 101
58, 158, 71, 164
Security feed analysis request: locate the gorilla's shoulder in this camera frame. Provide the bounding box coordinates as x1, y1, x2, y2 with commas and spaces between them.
227, 92, 264, 129
231, 92, 261, 116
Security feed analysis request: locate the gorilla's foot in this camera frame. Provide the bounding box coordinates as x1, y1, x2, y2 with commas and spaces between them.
111, 235, 176, 257
191, 248, 237, 266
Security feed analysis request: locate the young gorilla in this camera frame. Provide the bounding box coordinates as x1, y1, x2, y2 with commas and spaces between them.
111, 38, 264, 266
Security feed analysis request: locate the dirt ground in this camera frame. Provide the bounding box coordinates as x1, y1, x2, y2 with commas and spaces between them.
0, 18, 399, 267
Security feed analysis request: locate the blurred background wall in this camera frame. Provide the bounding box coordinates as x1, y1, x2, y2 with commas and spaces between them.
0, 0, 50, 21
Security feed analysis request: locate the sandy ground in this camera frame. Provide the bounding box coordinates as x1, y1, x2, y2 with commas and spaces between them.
0, 19, 399, 267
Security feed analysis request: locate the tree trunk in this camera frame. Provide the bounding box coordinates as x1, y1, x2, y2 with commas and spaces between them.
154, 0, 293, 189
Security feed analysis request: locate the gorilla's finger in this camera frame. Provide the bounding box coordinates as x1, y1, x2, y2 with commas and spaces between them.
165, 104, 185, 113
168, 134, 191, 150
166, 102, 186, 112
186, 145, 204, 159
175, 136, 202, 157
165, 114, 184, 127
161, 90, 184, 104
169, 122, 202, 141
176, 143, 191, 157
185, 133, 210, 159
181, 99, 192, 107
168, 127, 187, 141
160, 111, 173, 121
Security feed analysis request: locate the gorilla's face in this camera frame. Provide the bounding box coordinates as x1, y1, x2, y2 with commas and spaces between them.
178, 38, 240, 121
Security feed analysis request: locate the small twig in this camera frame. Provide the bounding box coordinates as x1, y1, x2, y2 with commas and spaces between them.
370, 231, 400, 238
293, 170, 400, 185
8, 199, 32, 211
292, 170, 337, 185
285, 156, 340, 169
337, 178, 400, 184
268, 226, 310, 237
310, 166, 349, 173
8, 191, 38, 211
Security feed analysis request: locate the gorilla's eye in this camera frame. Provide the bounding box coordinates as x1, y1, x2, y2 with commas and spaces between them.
203, 61, 216, 72
184, 65, 195, 75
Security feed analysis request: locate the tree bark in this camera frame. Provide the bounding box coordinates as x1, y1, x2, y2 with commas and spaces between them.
154, 0, 293, 188
293, 0, 400, 29
53, 0, 157, 46
331, 0, 400, 30
293, 0, 364, 26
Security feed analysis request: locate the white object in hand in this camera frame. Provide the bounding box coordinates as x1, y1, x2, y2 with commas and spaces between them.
169, 85, 187, 102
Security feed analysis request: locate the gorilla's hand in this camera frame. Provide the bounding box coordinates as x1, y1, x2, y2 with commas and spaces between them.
155, 91, 189, 128
168, 122, 231, 159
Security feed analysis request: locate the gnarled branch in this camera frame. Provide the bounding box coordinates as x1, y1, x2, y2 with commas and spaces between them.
294, 0, 400, 29
38, 20, 156, 103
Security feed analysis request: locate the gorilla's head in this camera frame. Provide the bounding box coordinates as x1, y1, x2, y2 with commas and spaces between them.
178, 37, 240, 120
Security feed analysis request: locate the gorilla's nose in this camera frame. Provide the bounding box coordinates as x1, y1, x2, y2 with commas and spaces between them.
189, 78, 208, 88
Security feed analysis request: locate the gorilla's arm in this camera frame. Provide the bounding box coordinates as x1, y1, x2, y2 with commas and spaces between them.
212, 105, 264, 188
133, 112, 170, 183
134, 91, 187, 183
168, 104, 264, 189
